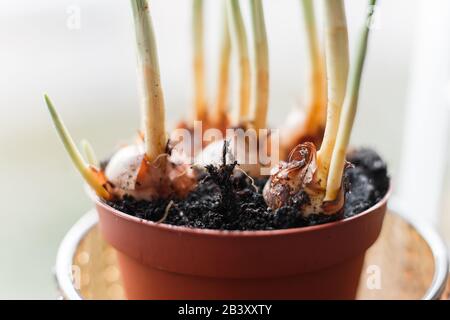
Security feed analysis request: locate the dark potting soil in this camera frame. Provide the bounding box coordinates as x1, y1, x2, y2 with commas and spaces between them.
107, 148, 389, 231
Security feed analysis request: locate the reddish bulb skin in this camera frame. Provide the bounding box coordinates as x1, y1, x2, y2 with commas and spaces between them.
263, 142, 344, 217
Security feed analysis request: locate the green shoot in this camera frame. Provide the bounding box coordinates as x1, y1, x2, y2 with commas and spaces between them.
249, 0, 269, 132
44, 95, 110, 199
326, 0, 377, 201
192, 0, 208, 121
130, 0, 167, 162
300, 0, 326, 135
212, 1, 232, 126
81, 139, 99, 168
227, 0, 251, 126
316, 0, 349, 189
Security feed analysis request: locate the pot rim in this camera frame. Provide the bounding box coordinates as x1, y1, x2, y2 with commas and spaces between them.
55, 201, 448, 300
89, 185, 392, 238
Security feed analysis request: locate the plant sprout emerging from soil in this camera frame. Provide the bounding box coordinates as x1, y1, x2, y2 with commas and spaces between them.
280, 0, 327, 159
210, 1, 232, 132
44, 95, 111, 200
45, 0, 197, 201
249, 0, 269, 134
264, 0, 377, 216
227, 0, 252, 127
175, 0, 209, 130
198, 0, 271, 177
172, 0, 233, 157
192, 0, 207, 123
81, 139, 100, 168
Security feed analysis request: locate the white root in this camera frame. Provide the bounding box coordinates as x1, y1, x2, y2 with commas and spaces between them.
157, 200, 175, 223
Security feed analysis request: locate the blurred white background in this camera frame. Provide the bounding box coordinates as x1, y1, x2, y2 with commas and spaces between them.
0, 0, 448, 299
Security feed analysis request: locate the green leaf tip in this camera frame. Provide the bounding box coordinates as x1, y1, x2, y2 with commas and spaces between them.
44, 94, 110, 200
81, 139, 100, 168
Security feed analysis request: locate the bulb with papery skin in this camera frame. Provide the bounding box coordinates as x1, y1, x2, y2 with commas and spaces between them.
105, 144, 197, 201
105, 144, 144, 193
263, 143, 344, 217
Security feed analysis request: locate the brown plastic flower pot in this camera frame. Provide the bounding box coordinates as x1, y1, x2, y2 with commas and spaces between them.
93, 191, 389, 300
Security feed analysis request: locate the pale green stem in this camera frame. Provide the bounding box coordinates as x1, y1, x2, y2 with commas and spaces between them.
213, 2, 232, 125
193, 0, 207, 121
81, 139, 99, 168
301, 0, 321, 75
249, 0, 269, 132
316, 0, 349, 189
44, 95, 110, 199
130, 0, 167, 161
300, 0, 326, 133
325, 0, 377, 201
227, 0, 251, 126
